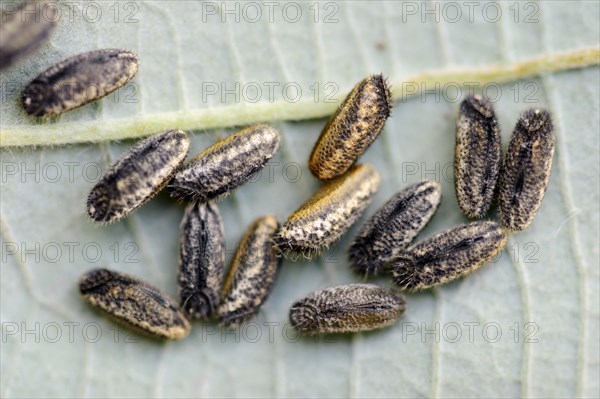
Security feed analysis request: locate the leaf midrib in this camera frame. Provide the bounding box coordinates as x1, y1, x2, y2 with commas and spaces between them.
1, 47, 598, 148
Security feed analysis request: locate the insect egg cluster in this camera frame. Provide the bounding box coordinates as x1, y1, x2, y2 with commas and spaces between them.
77, 84, 554, 337
4, 15, 556, 339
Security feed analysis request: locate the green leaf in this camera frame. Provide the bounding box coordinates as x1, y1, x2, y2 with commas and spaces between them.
1, 1, 598, 398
